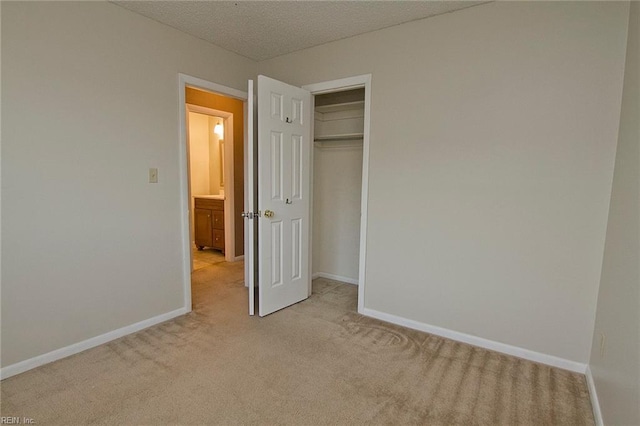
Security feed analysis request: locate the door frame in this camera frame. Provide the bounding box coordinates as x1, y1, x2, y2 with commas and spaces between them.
178, 73, 247, 311
302, 74, 372, 314
185, 104, 234, 264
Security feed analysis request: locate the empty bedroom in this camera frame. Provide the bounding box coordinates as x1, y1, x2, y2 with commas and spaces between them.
1, 1, 638, 425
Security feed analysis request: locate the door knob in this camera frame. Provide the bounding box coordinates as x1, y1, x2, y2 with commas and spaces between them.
264, 210, 275, 218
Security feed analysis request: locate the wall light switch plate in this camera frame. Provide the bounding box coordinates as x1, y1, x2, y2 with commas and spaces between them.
149, 168, 158, 183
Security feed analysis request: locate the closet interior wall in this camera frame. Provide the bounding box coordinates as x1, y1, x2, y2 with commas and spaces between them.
312, 89, 365, 285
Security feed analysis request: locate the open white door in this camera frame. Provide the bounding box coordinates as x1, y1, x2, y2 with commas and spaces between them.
256, 75, 312, 316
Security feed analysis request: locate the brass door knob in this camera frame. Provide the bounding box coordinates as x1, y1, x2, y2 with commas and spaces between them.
264, 210, 274, 218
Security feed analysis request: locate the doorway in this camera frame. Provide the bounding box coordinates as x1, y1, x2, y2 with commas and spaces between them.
310, 88, 365, 303
178, 74, 248, 311
186, 105, 231, 270
303, 74, 371, 313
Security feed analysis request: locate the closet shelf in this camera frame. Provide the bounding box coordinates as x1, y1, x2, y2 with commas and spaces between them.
314, 133, 364, 142
314, 101, 364, 114
314, 138, 363, 150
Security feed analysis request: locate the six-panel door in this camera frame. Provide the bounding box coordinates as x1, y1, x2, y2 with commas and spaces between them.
257, 75, 312, 316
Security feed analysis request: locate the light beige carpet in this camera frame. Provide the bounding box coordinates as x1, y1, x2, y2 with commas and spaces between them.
1, 261, 594, 425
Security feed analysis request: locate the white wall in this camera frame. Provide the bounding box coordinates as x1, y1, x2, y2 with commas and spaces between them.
189, 112, 211, 197
589, 2, 639, 424
313, 144, 363, 282
259, 2, 629, 363
187, 112, 223, 198
1, 1, 255, 367
208, 117, 224, 196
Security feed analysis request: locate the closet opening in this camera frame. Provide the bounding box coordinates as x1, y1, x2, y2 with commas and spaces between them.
311, 87, 365, 309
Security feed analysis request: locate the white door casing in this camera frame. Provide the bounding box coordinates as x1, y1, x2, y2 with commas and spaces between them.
178, 73, 247, 312
257, 75, 312, 316
302, 74, 372, 314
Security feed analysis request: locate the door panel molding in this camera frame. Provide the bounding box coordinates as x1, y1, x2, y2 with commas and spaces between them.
257, 75, 312, 316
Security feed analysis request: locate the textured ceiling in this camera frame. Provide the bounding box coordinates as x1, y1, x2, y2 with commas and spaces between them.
112, 1, 485, 61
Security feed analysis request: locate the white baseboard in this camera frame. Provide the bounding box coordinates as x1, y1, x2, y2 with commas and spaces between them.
585, 365, 604, 426
361, 308, 587, 374
0, 307, 189, 380
234, 255, 245, 262
312, 272, 358, 286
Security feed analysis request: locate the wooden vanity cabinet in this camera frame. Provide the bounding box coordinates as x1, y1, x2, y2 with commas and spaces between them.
194, 198, 225, 253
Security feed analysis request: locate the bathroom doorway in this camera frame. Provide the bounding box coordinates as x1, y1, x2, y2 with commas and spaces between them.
183, 85, 246, 269
186, 105, 231, 270
178, 75, 247, 311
